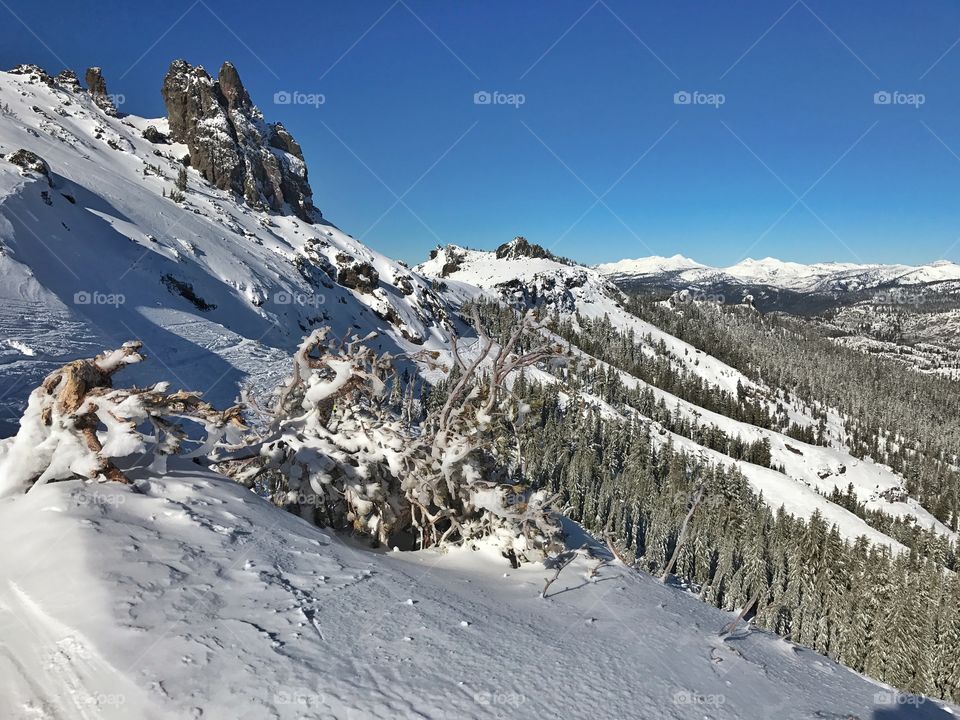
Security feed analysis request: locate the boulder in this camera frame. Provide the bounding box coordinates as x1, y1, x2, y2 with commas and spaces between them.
141, 125, 168, 144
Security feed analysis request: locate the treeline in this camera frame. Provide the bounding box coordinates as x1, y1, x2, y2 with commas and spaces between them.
626, 295, 960, 529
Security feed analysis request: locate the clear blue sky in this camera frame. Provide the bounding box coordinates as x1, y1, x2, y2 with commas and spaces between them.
4, 0, 960, 267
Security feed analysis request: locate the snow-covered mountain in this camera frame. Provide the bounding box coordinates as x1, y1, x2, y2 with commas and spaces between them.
0, 62, 452, 434
2, 60, 959, 718
597, 254, 960, 312
416, 238, 956, 551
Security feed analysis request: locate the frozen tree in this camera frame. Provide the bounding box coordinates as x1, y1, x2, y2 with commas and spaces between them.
226, 316, 564, 563
0, 341, 244, 497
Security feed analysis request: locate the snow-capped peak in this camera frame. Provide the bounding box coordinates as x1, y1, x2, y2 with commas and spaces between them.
594, 254, 706, 276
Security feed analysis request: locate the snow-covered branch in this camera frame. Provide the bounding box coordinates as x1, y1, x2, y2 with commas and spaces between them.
0, 341, 244, 497
226, 319, 564, 563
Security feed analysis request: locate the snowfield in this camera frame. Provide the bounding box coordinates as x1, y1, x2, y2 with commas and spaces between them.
0, 464, 951, 720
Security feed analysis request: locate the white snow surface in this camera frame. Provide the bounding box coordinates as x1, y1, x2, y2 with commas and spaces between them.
0, 464, 951, 720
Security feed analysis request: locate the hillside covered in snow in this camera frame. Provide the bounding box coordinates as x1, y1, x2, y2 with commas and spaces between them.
4, 464, 952, 720
2, 59, 960, 720
0, 62, 452, 435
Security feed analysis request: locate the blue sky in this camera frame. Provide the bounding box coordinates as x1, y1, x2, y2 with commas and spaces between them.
4, 1, 960, 266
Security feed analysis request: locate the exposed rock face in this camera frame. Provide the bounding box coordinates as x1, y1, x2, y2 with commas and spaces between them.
7, 149, 52, 185
495, 236, 558, 261
141, 125, 168, 144
54, 69, 81, 92
8, 64, 54, 86
428, 245, 465, 277
160, 59, 316, 222
84, 67, 118, 115
334, 253, 379, 294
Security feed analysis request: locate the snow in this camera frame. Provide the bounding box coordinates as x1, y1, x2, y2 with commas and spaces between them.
0, 463, 950, 719
595, 254, 707, 276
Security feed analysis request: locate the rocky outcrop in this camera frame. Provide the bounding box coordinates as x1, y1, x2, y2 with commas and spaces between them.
160, 59, 316, 222
85, 67, 118, 115
7, 149, 51, 186
8, 64, 53, 84
495, 236, 563, 262
141, 125, 168, 144
54, 69, 81, 92
334, 253, 379, 294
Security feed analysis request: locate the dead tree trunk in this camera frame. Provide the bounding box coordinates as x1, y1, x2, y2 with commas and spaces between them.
660, 484, 705, 582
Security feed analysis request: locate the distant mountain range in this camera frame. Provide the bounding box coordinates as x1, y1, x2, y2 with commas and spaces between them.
595, 255, 960, 313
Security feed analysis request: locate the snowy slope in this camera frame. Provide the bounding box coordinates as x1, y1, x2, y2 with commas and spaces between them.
543, 323, 954, 548
0, 464, 951, 720
0, 66, 452, 433
417, 243, 757, 397
418, 243, 953, 550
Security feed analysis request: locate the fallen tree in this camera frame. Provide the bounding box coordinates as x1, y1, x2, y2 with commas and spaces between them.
225, 314, 564, 563
0, 341, 243, 497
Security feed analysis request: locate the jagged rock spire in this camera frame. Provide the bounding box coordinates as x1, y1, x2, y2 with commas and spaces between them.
85, 67, 118, 116
160, 59, 316, 223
